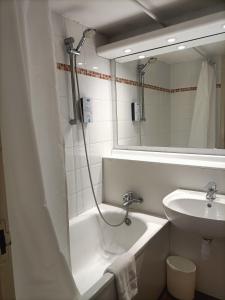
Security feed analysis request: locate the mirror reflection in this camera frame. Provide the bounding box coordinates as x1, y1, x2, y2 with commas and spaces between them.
115, 40, 225, 150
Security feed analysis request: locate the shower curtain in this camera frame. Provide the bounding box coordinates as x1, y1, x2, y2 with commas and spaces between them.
219, 56, 225, 148
0, 0, 79, 299
188, 61, 217, 148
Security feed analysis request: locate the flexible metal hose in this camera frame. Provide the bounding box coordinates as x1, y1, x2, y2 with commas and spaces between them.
73, 55, 129, 227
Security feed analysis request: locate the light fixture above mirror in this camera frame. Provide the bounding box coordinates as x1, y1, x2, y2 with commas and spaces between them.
107, 11, 225, 155
97, 12, 225, 62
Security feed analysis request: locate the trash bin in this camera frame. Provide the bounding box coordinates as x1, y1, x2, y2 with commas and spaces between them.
167, 256, 196, 300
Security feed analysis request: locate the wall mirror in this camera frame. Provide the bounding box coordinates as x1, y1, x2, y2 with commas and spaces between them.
114, 35, 225, 154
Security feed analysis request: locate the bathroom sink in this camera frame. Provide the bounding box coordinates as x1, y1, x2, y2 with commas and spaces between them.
163, 189, 225, 238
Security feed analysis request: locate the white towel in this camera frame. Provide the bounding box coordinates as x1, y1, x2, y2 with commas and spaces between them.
104, 253, 138, 300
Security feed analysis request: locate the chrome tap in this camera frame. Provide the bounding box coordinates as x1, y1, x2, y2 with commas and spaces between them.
122, 192, 143, 207
206, 182, 217, 208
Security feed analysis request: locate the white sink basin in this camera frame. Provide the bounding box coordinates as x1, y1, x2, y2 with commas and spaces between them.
163, 189, 225, 238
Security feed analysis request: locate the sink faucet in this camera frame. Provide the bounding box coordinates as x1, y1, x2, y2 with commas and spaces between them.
122, 192, 143, 207
206, 182, 217, 208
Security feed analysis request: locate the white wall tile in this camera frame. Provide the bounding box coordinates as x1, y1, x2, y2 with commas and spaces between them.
73, 145, 88, 169
89, 141, 113, 165
52, 12, 113, 218
92, 99, 112, 122
89, 121, 113, 143
66, 171, 76, 196
78, 75, 112, 100
65, 148, 75, 172
68, 194, 77, 218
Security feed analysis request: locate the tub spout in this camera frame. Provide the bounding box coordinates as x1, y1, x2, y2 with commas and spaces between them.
122, 192, 143, 207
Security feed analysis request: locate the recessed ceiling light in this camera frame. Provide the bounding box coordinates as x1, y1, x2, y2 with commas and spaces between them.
178, 45, 186, 50
124, 48, 132, 53
138, 55, 146, 59
167, 38, 176, 43
93, 66, 98, 70
77, 62, 83, 66
222, 24, 225, 29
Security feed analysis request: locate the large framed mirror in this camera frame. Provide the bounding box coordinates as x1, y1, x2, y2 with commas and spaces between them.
113, 34, 225, 154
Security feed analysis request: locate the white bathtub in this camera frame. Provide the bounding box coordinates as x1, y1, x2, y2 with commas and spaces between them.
69, 204, 169, 299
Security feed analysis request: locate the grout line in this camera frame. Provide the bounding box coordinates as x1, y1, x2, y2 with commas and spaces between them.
57, 62, 221, 94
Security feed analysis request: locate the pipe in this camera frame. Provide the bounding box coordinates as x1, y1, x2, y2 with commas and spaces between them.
69, 53, 78, 124
137, 57, 157, 121
131, 0, 166, 27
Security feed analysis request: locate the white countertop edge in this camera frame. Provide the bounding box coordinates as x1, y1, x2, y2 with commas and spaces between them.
104, 150, 225, 169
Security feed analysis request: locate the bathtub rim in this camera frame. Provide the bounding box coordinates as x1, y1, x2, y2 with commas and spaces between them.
70, 203, 169, 299
80, 222, 170, 300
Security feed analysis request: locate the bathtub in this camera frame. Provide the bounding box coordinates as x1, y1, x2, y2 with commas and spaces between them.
69, 204, 169, 300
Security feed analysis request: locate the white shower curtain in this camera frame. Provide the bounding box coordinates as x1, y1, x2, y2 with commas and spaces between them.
0, 0, 79, 299
188, 61, 217, 148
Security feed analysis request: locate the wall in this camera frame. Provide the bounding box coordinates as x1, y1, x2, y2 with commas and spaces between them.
51, 12, 113, 219
141, 61, 171, 147
116, 60, 171, 147
170, 60, 201, 147
116, 57, 222, 148
116, 61, 140, 146
103, 158, 225, 299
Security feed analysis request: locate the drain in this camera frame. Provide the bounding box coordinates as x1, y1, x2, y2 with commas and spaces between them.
124, 217, 132, 226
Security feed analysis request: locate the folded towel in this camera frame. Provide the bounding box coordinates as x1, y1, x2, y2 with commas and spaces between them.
104, 253, 138, 300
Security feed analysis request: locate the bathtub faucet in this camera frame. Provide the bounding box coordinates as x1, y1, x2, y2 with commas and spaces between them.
122, 192, 143, 207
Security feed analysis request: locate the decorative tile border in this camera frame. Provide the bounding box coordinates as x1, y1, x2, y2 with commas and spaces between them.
57, 63, 221, 93
57, 63, 112, 81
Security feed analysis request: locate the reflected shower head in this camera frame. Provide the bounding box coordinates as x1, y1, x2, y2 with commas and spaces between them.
138, 57, 157, 74
75, 28, 96, 54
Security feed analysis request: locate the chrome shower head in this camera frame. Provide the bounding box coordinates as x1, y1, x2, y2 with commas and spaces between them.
75, 28, 96, 54
83, 28, 96, 38
138, 57, 157, 74
64, 29, 96, 56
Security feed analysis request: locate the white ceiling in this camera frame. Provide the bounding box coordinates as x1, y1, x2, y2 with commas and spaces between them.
50, 0, 141, 28
155, 40, 225, 64
50, 0, 225, 43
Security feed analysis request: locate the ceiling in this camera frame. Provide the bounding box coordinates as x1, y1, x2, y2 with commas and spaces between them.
50, 0, 225, 43
155, 40, 225, 64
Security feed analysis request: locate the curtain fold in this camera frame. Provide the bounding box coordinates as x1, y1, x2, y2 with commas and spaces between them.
219, 56, 225, 148
188, 61, 217, 148
0, 0, 79, 299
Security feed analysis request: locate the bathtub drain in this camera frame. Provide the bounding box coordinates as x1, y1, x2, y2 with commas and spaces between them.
125, 217, 132, 226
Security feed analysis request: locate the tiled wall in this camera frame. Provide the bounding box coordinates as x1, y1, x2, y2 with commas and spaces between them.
116, 57, 222, 148
52, 12, 113, 218
116, 60, 171, 146
103, 158, 225, 299
116, 61, 140, 146
142, 61, 171, 146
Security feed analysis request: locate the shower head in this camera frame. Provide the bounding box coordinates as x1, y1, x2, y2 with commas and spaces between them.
64, 29, 96, 56
138, 57, 157, 74
64, 37, 76, 54
75, 28, 96, 54
83, 28, 96, 38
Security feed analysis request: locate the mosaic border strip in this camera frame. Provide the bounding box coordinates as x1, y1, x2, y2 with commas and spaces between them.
57, 63, 221, 93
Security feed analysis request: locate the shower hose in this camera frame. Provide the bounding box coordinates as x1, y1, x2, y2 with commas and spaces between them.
72, 55, 129, 227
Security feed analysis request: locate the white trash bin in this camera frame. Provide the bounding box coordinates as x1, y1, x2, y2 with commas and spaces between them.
167, 256, 196, 300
